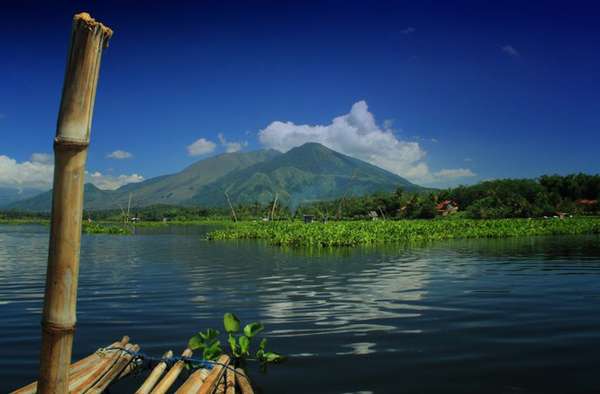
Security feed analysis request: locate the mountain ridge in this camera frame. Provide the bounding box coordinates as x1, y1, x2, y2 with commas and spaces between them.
6, 143, 424, 211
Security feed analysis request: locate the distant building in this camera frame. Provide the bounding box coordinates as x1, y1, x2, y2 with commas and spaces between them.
368, 211, 379, 220
576, 199, 598, 207
436, 200, 459, 216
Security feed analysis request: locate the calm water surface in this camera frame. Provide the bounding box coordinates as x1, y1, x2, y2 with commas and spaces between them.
1, 224, 599, 393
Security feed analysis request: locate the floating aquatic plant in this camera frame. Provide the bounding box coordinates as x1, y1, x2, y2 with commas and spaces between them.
188, 313, 285, 369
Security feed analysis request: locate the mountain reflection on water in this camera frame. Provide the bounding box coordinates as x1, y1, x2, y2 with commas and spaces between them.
0, 224, 599, 393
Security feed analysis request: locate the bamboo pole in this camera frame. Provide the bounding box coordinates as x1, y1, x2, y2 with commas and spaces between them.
174, 368, 210, 394
225, 365, 236, 394
37, 12, 112, 394
234, 368, 254, 394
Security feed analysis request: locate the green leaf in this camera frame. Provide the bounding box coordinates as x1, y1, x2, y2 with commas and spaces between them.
224, 313, 241, 333
205, 328, 220, 342
239, 335, 250, 355
258, 338, 267, 351
203, 340, 222, 361
188, 333, 205, 350
243, 322, 264, 338
228, 334, 239, 357
263, 352, 285, 363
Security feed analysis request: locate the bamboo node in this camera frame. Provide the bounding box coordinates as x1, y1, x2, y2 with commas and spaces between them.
54, 137, 90, 151
41, 320, 76, 334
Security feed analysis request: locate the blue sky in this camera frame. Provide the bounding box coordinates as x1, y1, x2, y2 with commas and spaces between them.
1, 0, 599, 190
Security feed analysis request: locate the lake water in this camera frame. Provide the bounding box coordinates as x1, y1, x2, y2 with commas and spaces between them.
1, 224, 599, 393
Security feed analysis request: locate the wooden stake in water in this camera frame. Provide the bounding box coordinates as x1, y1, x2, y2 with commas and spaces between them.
38, 12, 112, 394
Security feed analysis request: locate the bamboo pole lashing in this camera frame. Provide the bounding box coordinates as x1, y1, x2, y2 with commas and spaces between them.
135, 350, 174, 394
85, 344, 140, 394
70, 343, 137, 394
198, 355, 231, 394
38, 11, 112, 394
215, 377, 226, 394
150, 348, 193, 394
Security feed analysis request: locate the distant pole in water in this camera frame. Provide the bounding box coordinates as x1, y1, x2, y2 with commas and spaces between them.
127, 193, 132, 223
270, 192, 279, 221
224, 190, 238, 222
38, 13, 112, 394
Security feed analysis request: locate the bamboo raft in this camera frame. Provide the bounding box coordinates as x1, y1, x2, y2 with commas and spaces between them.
17, 11, 264, 394
12, 337, 255, 394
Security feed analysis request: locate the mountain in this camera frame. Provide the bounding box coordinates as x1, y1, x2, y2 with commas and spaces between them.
187, 143, 421, 207
6, 149, 280, 211
7, 143, 423, 211
5, 183, 112, 212
0, 187, 45, 207
106, 149, 281, 208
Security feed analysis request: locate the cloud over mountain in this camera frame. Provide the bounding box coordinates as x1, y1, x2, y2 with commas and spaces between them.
0, 153, 143, 190
0, 153, 54, 189
87, 171, 144, 190
218, 133, 247, 153
107, 150, 133, 159
258, 100, 474, 184
187, 138, 216, 156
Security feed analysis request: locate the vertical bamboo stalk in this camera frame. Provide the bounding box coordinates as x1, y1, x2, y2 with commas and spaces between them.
38, 12, 112, 394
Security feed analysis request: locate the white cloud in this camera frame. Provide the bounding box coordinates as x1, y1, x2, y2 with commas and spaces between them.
86, 171, 144, 190
218, 133, 248, 153
258, 101, 476, 186
433, 168, 476, 179
187, 138, 216, 156
0, 153, 54, 189
0, 153, 143, 191
401, 27, 416, 34
107, 150, 133, 159
31, 153, 53, 165
501, 45, 520, 57
259, 100, 433, 180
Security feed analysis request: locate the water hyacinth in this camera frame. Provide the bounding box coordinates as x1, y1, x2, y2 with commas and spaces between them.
208, 218, 600, 247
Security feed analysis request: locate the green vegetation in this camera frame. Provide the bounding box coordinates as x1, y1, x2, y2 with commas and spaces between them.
208, 218, 600, 247
298, 173, 600, 220
3, 174, 599, 225
188, 313, 284, 368
81, 222, 132, 235
0, 210, 50, 224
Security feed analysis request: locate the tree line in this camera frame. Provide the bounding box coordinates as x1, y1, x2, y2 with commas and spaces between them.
298, 173, 600, 220
1, 174, 598, 222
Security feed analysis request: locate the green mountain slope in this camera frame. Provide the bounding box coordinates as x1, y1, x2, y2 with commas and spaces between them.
0, 187, 45, 207
5, 183, 112, 212
188, 142, 422, 207
8, 143, 423, 211
7, 149, 280, 211
111, 149, 280, 207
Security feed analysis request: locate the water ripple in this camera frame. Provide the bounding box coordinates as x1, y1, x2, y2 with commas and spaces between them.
1, 226, 599, 393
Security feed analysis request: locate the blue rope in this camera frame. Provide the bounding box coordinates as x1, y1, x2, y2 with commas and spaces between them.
103, 346, 252, 385
104, 346, 217, 370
